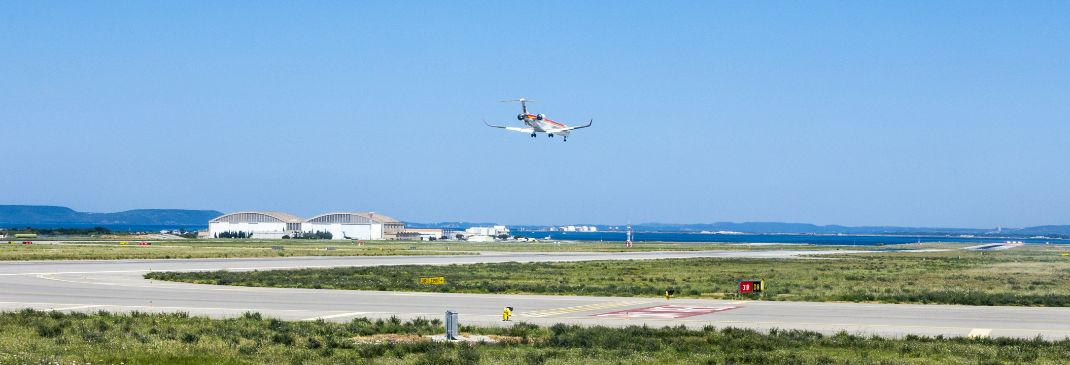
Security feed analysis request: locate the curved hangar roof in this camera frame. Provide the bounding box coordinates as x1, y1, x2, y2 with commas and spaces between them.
209, 211, 303, 224
304, 212, 400, 224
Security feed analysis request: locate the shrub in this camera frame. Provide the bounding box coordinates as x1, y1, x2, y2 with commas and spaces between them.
272, 333, 295, 346
181, 332, 200, 343
35, 323, 63, 338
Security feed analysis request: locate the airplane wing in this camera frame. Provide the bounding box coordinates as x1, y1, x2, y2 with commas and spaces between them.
484, 120, 534, 133
544, 119, 593, 133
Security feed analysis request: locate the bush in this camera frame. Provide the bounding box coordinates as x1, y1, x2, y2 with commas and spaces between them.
35, 323, 64, 338
216, 231, 253, 239
298, 231, 333, 240
272, 333, 295, 346
181, 332, 199, 343
4, 310, 1070, 364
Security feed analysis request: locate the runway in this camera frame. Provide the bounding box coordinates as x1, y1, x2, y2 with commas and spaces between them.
1, 250, 1067, 340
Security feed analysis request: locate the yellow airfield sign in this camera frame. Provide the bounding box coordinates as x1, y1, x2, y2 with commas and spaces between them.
419, 276, 445, 285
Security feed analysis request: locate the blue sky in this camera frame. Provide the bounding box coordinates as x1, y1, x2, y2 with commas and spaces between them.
2, 2, 1068, 227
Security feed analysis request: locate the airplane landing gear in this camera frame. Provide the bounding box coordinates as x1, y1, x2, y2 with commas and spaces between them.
548, 133, 554, 138
530, 133, 536, 138
563, 136, 568, 142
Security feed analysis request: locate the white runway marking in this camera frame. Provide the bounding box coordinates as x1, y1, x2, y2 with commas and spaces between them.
968, 328, 992, 338
302, 312, 379, 321
0, 265, 355, 277
522, 301, 649, 318
594, 305, 739, 319
52, 304, 103, 311
0, 301, 312, 314
34, 273, 267, 291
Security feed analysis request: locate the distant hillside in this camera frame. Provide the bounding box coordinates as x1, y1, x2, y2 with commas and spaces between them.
404, 221, 500, 229
5, 206, 1067, 237
519, 221, 1070, 237
631, 222, 988, 235
0, 205, 222, 227
1008, 225, 1070, 236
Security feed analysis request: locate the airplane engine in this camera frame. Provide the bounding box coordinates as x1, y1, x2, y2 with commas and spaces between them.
517, 114, 525, 120
536, 114, 545, 120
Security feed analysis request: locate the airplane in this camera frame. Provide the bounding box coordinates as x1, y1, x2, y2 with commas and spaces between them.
484, 98, 592, 142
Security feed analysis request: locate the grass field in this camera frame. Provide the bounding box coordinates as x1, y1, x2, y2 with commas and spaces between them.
0, 240, 467, 260
0, 238, 846, 261
148, 244, 1070, 306
1, 309, 1065, 365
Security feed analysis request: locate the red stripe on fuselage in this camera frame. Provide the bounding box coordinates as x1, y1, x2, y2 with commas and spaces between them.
524, 115, 568, 128
544, 119, 566, 127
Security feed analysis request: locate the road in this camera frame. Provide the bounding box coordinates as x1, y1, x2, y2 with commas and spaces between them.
1, 250, 1068, 340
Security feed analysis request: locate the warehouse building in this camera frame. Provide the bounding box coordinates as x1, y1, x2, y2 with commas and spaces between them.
302, 212, 404, 240
208, 211, 303, 239
208, 211, 406, 240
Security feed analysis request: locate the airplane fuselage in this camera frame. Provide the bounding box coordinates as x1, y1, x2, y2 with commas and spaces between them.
484, 98, 592, 142
521, 114, 570, 135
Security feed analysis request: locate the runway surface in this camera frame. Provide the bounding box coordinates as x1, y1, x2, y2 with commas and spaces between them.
2, 250, 1068, 340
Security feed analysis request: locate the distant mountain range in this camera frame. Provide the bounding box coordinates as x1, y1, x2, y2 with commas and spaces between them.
627, 222, 987, 234
3, 205, 1068, 237
1011, 225, 1070, 236
0, 205, 222, 227
404, 221, 501, 229
413, 221, 1070, 238
621, 222, 1070, 237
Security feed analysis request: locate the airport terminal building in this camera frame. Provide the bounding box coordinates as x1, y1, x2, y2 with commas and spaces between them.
208, 211, 404, 240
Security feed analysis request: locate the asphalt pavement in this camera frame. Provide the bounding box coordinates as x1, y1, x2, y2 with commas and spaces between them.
1, 250, 1067, 339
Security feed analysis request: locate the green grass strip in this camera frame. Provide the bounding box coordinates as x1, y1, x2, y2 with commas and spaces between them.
148, 247, 1070, 306
2, 309, 1068, 364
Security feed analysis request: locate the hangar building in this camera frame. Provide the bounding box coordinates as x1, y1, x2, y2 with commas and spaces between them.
303, 212, 405, 240
208, 211, 303, 239
208, 211, 405, 240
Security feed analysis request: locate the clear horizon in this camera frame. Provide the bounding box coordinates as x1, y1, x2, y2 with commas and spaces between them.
0, 204, 1058, 230
3, 2, 1068, 228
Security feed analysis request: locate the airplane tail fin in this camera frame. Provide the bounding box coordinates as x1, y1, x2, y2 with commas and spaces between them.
501, 98, 535, 114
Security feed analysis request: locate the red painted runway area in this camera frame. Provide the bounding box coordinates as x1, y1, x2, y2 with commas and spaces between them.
594, 305, 739, 319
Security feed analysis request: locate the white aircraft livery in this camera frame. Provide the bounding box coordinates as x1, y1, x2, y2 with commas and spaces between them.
484, 98, 592, 142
